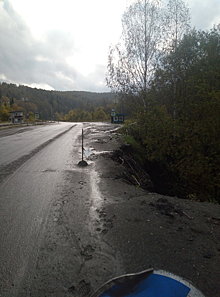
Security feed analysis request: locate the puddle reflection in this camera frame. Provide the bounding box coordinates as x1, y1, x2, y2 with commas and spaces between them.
83, 147, 112, 160
90, 169, 102, 206
89, 169, 103, 231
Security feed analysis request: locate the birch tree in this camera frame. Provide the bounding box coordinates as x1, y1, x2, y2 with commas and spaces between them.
164, 0, 191, 135
106, 0, 163, 105
164, 0, 191, 52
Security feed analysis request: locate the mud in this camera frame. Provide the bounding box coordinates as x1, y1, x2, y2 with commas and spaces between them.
83, 123, 220, 297
14, 122, 220, 296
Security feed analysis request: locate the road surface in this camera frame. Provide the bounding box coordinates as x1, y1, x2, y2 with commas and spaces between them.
0, 123, 75, 173
0, 122, 123, 296
1, 122, 219, 297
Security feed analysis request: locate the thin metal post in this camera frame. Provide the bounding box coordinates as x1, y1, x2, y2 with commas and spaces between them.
82, 129, 84, 161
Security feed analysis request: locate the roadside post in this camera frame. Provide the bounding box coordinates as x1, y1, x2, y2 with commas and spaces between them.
78, 128, 88, 166
82, 128, 84, 162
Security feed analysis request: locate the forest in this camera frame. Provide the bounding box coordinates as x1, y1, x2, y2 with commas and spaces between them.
106, 0, 220, 203
0, 83, 119, 122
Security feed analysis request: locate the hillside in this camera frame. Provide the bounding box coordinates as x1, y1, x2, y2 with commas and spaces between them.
0, 82, 117, 121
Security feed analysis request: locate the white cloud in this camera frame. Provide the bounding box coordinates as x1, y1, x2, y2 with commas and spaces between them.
35, 55, 52, 62
0, 0, 128, 91
29, 83, 55, 91
189, 0, 220, 29
0, 0, 114, 91
0, 0, 220, 92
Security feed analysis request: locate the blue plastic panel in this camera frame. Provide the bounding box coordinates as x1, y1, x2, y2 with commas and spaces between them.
99, 273, 191, 297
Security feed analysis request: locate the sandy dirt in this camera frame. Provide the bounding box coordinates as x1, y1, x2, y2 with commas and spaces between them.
12, 122, 219, 297
83, 123, 220, 297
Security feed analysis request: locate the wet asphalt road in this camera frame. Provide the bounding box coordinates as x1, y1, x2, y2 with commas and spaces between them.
0, 123, 75, 166
0, 122, 123, 296
0, 122, 83, 295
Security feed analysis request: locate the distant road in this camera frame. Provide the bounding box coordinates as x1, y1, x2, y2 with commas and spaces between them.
0, 122, 76, 170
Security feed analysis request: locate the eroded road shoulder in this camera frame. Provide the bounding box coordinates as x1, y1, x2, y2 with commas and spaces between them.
27, 124, 125, 297
9, 122, 219, 297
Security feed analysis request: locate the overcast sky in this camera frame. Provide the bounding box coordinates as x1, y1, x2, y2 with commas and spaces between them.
0, 0, 220, 93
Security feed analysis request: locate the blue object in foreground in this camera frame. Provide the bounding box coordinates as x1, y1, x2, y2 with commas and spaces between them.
91, 269, 205, 297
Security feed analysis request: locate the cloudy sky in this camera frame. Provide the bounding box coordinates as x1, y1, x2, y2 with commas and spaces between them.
0, 0, 220, 92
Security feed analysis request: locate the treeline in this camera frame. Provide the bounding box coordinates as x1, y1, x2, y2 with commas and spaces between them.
121, 26, 220, 203
0, 83, 118, 122
64, 108, 108, 122
106, 0, 220, 203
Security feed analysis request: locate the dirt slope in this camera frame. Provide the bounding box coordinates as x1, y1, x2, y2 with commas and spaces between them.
88, 124, 220, 297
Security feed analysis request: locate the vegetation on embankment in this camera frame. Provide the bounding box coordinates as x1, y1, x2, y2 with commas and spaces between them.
104, 0, 220, 203
118, 27, 220, 204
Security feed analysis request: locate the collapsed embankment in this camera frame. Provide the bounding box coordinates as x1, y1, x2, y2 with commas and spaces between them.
88, 126, 220, 297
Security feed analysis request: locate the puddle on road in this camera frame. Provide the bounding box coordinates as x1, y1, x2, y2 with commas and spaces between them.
85, 164, 125, 290
83, 147, 95, 159
89, 169, 103, 234
90, 169, 102, 206
83, 147, 113, 160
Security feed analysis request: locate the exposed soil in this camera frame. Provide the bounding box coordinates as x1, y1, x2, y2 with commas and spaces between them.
2, 123, 219, 297
86, 124, 220, 297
